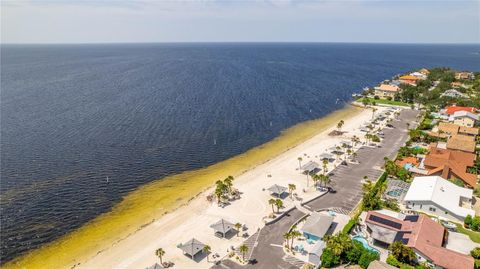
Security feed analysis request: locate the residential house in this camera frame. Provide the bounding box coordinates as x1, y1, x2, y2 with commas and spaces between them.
374, 84, 400, 99
449, 111, 479, 127
440, 89, 467, 99
446, 134, 476, 153
450, 82, 465, 89
409, 143, 477, 188
444, 105, 478, 115
365, 209, 474, 269
434, 122, 479, 137
419, 68, 430, 76
410, 72, 427, 80
455, 71, 475, 80
403, 176, 475, 222
399, 75, 421, 86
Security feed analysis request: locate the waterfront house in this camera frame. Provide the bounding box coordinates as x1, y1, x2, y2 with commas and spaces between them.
399, 75, 421, 86
455, 71, 475, 80
419, 68, 430, 76
449, 111, 479, 127
374, 84, 400, 99
410, 72, 427, 80
301, 212, 334, 241
403, 176, 475, 222
440, 89, 467, 99
365, 210, 474, 269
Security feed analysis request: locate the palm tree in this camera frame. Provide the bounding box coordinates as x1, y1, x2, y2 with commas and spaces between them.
371, 107, 377, 119
337, 120, 344, 132
322, 159, 329, 175
239, 244, 249, 261
275, 199, 283, 213
234, 222, 242, 237
203, 245, 211, 262
283, 232, 292, 249
297, 157, 303, 169
288, 184, 296, 200
311, 174, 320, 188
352, 152, 358, 162
224, 176, 234, 194
290, 229, 302, 250
155, 248, 165, 265
304, 171, 310, 187
268, 198, 276, 213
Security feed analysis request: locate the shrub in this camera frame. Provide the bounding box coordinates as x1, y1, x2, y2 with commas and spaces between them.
386, 254, 400, 267
465, 215, 473, 227
389, 241, 416, 265
473, 216, 480, 231
471, 247, 480, 259
358, 251, 379, 269
343, 217, 358, 234
320, 248, 340, 268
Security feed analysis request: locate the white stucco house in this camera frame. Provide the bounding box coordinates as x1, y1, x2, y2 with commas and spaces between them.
449, 110, 479, 127
404, 176, 475, 222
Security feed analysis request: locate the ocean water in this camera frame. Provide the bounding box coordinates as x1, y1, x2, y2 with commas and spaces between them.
1, 43, 479, 261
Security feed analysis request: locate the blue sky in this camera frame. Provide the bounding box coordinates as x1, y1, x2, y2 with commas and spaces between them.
1, 0, 479, 44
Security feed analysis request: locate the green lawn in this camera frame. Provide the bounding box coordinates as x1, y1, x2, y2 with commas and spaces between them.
356, 97, 411, 107
456, 224, 480, 243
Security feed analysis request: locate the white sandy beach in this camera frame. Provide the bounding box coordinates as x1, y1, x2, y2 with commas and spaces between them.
79, 106, 390, 269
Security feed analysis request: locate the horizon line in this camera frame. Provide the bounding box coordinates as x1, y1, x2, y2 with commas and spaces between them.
2, 41, 480, 46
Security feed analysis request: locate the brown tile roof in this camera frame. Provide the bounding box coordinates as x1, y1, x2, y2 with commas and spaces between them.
424, 144, 477, 187
395, 157, 419, 168
438, 122, 479, 136
376, 84, 400, 92
447, 135, 476, 153
366, 211, 474, 269
459, 126, 479, 136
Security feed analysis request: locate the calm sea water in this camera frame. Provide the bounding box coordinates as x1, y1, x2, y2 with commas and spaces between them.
1, 43, 479, 261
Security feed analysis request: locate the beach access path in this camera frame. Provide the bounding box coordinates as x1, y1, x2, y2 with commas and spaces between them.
79, 106, 403, 269
213, 108, 419, 269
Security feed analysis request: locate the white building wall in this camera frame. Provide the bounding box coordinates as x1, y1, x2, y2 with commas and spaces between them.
404, 201, 465, 222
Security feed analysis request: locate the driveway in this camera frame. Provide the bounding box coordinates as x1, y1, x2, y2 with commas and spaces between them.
446, 232, 480, 255
212, 109, 420, 269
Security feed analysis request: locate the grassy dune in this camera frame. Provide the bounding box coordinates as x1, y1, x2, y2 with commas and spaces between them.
5, 105, 363, 269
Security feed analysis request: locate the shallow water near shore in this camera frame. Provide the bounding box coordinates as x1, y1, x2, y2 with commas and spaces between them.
5, 105, 362, 269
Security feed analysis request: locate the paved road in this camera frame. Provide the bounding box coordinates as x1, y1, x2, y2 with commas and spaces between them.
213, 109, 420, 269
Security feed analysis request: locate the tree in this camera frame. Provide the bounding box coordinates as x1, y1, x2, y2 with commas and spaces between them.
388, 241, 416, 265
290, 229, 302, 249
322, 159, 329, 175
362, 98, 369, 107
321, 248, 341, 267
371, 107, 377, 119
268, 198, 276, 213
358, 251, 379, 269
203, 245, 211, 262
465, 214, 473, 228
337, 120, 345, 132
224, 175, 234, 194
234, 222, 242, 236
239, 244, 249, 261
472, 216, 480, 231
471, 247, 480, 259
275, 199, 283, 213
283, 232, 292, 249
288, 183, 296, 199
155, 248, 165, 265
297, 157, 303, 170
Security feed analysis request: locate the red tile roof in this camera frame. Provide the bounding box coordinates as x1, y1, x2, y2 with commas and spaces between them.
445, 106, 478, 115
366, 211, 474, 269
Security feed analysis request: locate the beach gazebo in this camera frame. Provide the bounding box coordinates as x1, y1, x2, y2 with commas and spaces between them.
300, 161, 320, 174
210, 218, 234, 238
267, 184, 288, 198
178, 238, 205, 259
319, 153, 335, 162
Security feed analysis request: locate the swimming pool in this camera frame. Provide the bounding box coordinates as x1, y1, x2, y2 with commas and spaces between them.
386, 189, 403, 197
404, 163, 414, 170
352, 235, 380, 254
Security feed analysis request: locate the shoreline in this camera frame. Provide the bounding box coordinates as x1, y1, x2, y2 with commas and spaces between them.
5, 104, 365, 269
